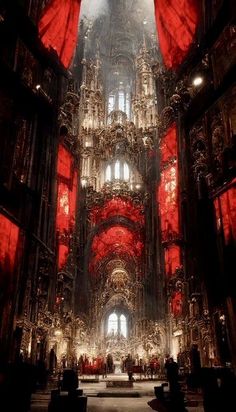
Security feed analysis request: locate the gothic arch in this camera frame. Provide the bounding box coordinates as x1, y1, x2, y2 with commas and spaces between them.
84, 215, 144, 277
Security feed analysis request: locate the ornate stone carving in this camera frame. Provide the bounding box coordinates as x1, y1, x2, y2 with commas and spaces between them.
210, 111, 226, 177
132, 42, 157, 130
159, 106, 175, 135
189, 121, 209, 183
58, 80, 80, 152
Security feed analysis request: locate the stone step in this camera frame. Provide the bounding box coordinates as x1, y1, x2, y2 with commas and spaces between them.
97, 392, 141, 397
106, 380, 133, 388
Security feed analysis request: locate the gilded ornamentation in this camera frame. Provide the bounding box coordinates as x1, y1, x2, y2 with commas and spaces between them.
210, 111, 225, 176
189, 121, 209, 182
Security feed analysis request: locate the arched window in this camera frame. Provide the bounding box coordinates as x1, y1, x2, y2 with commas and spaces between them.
118, 91, 125, 111
126, 92, 130, 118
108, 313, 118, 334
108, 94, 115, 113
120, 314, 127, 337
104, 160, 133, 185
115, 160, 120, 179
123, 162, 129, 181
107, 313, 127, 337
107, 88, 131, 120
105, 164, 111, 181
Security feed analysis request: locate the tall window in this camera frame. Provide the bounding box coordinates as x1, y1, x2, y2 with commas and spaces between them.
108, 95, 115, 113
107, 313, 127, 337
126, 92, 130, 118
108, 313, 118, 334
118, 91, 125, 111
115, 160, 120, 179
105, 164, 111, 181
120, 314, 127, 337
105, 161, 130, 182
124, 162, 129, 181
107, 88, 131, 120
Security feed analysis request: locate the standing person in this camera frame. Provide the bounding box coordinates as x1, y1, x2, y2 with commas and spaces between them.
49, 347, 57, 375
125, 354, 134, 381
165, 357, 179, 393
189, 344, 201, 391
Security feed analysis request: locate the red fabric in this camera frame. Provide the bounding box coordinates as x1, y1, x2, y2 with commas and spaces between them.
57, 144, 72, 179
90, 198, 144, 226
158, 124, 179, 241
56, 173, 78, 234
58, 244, 69, 269
154, 0, 199, 69
56, 182, 70, 232
0, 215, 20, 337
160, 124, 177, 166
157, 163, 179, 240
214, 179, 236, 244
164, 245, 181, 276
0, 214, 19, 274
70, 171, 78, 228
56, 144, 78, 234
56, 145, 78, 269
171, 291, 183, 317
38, 0, 81, 68
89, 225, 144, 273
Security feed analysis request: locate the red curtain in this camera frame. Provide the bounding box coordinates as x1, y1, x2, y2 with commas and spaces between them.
38, 0, 81, 68
0, 214, 19, 274
160, 124, 177, 167
56, 144, 78, 269
56, 182, 70, 233
0, 215, 20, 337
58, 244, 69, 269
214, 179, 236, 244
154, 0, 199, 69
158, 124, 179, 241
158, 163, 179, 240
171, 291, 183, 317
57, 145, 72, 179
164, 245, 181, 276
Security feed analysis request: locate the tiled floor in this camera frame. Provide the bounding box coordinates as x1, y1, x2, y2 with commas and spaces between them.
31, 373, 204, 412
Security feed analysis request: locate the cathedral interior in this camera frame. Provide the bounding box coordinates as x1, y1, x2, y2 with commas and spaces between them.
0, 0, 236, 384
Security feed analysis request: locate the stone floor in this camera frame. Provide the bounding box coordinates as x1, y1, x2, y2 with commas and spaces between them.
31, 373, 204, 412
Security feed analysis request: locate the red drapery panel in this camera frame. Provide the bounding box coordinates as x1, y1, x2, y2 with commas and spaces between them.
164, 245, 181, 276
56, 182, 70, 233
214, 179, 236, 244
56, 145, 78, 269
58, 244, 69, 269
154, 0, 199, 69
0, 214, 19, 274
57, 144, 72, 179
70, 171, 78, 228
158, 123, 181, 281
171, 291, 183, 317
38, 0, 81, 68
158, 124, 179, 240
160, 124, 177, 167
158, 163, 179, 240
56, 173, 78, 235
56, 145, 78, 234
0, 215, 20, 337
